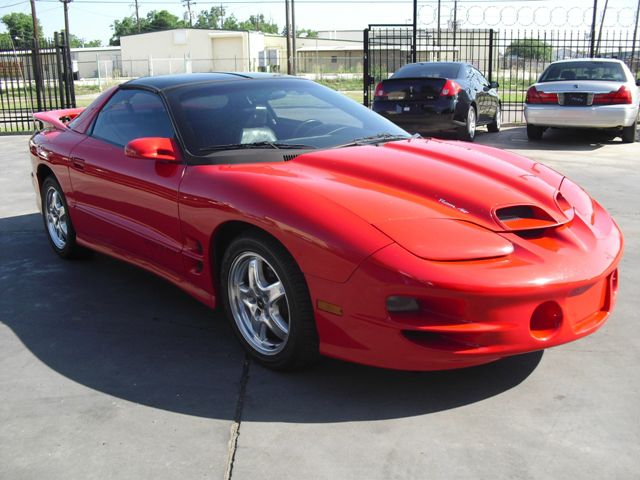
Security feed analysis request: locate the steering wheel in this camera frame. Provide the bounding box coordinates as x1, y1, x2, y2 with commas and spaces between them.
292, 119, 323, 137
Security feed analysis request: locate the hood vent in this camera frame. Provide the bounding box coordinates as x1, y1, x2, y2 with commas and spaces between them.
283, 153, 299, 162
495, 205, 559, 231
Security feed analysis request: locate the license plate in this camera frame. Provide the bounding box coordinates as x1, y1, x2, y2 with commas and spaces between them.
564, 93, 588, 106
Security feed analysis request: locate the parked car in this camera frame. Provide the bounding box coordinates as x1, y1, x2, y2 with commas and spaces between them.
372, 61, 501, 141
31, 73, 622, 371
524, 58, 640, 142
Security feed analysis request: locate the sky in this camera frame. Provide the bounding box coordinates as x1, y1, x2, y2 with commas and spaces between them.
1, 0, 638, 46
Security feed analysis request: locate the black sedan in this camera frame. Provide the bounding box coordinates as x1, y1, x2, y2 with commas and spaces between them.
372, 62, 501, 141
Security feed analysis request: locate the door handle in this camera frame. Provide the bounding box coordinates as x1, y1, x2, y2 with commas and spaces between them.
71, 157, 85, 171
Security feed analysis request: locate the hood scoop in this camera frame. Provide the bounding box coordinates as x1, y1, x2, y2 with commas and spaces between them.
494, 204, 567, 231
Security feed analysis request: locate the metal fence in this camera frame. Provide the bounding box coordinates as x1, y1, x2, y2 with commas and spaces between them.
0, 33, 75, 133
363, 27, 640, 123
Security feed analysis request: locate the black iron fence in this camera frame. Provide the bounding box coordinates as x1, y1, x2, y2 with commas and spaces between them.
364, 27, 640, 123
0, 33, 75, 133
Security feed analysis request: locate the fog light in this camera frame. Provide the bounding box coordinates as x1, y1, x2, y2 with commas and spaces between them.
530, 301, 563, 340
387, 296, 420, 313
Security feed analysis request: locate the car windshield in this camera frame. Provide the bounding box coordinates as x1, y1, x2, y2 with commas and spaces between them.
165, 78, 410, 154
538, 61, 626, 82
391, 63, 462, 79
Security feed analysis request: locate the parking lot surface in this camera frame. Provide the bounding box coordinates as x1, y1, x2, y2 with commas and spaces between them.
1, 127, 639, 479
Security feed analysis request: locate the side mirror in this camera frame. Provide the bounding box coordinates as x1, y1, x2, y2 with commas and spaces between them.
125, 137, 180, 162
636, 79, 640, 87
489, 81, 499, 89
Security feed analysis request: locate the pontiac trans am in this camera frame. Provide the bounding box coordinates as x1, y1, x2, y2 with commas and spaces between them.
29, 73, 623, 371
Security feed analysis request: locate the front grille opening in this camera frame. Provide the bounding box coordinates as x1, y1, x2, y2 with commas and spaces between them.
402, 330, 477, 351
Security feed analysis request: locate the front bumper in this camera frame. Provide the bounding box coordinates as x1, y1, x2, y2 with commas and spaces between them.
308, 203, 623, 371
525, 103, 639, 128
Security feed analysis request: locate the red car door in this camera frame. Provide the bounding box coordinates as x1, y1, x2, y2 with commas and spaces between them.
68, 88, 186, 277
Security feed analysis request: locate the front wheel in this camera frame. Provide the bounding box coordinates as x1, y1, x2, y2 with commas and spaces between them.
221, 233, 319, 370
457, 106, 477, 141
41, 176, 83, 258
621, 120, 637, 143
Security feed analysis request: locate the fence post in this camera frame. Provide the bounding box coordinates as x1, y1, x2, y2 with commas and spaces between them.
62, 31, 76, 107
488, 29, 494, 83
363, 28, 369, 107
54, 32, 66, 108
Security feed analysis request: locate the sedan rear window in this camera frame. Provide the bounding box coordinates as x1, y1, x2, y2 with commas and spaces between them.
392, 63, 462, 79
539, 61, 626, 82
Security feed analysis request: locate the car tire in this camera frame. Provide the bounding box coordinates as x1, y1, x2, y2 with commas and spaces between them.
621, 120, 637, 143
458, 106, 477, 141
221, 232, 319, 370
487, 105, 501, 133
41, 176, 83, 259
526, 124, 544, 140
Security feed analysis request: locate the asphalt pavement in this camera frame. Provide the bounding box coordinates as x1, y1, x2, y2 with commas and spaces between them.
1, 127, 639, 479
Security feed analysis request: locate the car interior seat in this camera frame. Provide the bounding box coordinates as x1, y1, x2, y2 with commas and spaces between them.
240, 105, 277, 144
560, 70, 577, 80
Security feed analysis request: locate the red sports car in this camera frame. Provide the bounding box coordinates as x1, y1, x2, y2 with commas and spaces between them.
30, 73, 623, 371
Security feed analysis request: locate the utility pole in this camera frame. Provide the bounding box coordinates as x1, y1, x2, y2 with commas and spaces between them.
182, 0, 194, 27
285, 0, 292, 74
631, 0, 640, 70
452, 0, 458, 60
29, 0, 43, 111
595, 0, 609, 56
134, 0, 141, 33
589, 0, 598, 57
412, 0, 417, 62
60, 0, 72, 41
437, 0, 441, 49
291, 0, 296, 74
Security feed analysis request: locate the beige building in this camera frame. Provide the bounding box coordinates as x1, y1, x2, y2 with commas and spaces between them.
117, 29, 364, 77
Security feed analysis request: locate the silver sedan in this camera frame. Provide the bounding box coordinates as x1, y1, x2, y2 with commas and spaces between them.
524, 59, 640, 143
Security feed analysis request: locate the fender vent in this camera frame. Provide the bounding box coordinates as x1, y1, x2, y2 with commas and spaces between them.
495, 205, 558, 231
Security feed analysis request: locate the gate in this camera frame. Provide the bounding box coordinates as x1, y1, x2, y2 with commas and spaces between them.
363, 26, 640, 124
0, 33, 76, 133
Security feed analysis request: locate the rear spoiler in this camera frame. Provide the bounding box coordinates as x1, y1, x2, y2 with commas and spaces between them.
33, 108, 85, 131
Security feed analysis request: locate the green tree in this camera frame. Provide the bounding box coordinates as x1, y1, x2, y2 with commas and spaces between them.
1, 12, 43, 47
238, 14, 278, 34
195, 6, 226, 29
506, 39, 553, 61
110, 10, 185, 45
66, 33, 102, 48
281, 26, 317, 38
146, 10, 184, 31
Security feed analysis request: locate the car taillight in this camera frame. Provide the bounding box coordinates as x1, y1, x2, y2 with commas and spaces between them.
440, 79, 461, 97
374, 82, 385, 98
592, 85, 632, 105
525, 86, 558, 104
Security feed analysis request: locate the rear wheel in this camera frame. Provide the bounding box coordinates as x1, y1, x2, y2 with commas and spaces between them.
221, 233, 319, 370
458, 106, 477, 141
41, 176, 83, 259
487, 105, 501, 133
621, 119, 637, 143
526, 124, 544, 140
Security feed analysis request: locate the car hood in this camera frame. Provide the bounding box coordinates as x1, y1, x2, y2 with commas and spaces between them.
534, 80, 627, 93
280, 139, 569, 231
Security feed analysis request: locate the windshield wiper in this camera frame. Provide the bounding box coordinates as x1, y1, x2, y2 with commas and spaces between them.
337, 133, 419, 148
197, 141, 317, 153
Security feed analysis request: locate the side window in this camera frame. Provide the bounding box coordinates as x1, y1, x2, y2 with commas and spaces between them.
92, 89, 175, 147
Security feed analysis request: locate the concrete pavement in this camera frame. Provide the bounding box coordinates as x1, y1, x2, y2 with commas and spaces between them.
1, 127, 638, 479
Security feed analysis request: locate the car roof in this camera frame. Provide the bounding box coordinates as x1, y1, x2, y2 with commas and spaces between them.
125, 72, 298, 91
549, 58, 626, 65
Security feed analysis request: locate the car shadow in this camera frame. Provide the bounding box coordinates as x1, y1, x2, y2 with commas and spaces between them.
1, 213, 542, 423
475, 125, 633, 151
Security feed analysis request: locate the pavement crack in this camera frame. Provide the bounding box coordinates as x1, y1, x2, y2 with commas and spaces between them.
224, 354, 251, 480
